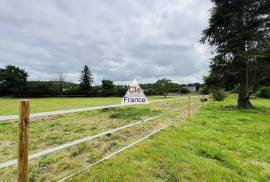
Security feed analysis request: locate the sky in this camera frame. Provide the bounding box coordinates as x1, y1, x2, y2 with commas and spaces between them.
0, 0, 212, 85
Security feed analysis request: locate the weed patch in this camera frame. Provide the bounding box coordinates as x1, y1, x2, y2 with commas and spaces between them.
101, 107, 161, 120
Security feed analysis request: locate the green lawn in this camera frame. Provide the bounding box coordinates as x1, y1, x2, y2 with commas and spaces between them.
0, 98, 198, 181
70, 97, 270, 182
0, 96, 178, 115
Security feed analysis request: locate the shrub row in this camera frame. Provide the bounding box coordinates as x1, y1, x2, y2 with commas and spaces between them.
256, 87, 270, 99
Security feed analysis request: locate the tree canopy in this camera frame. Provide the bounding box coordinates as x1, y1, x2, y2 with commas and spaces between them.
154, 78, 173, 98
79, 65, 93, 96
0, 65, 28, 96
257, 42, 270, 85
202, 0, 270, 108
101, 80, 114, 96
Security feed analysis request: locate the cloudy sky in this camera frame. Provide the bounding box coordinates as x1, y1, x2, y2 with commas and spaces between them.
0, 0, 212, 85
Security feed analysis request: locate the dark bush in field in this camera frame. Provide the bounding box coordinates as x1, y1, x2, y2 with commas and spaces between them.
179, 87, 191, 94
256, 87, 270, 99
212, 89, 226, 101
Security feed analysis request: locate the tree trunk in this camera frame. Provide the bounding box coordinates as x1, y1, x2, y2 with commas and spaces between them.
238, 66, 252, 108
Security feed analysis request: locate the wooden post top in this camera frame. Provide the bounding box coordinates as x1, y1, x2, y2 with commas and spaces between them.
19, 99, 30, 102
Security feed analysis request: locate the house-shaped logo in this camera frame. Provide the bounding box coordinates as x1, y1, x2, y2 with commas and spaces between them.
121, 80, 149, 105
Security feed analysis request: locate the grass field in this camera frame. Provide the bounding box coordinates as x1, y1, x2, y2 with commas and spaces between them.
1, 96, 269, 181
69, 97, 270, 182
0, 96, 179, 115
0, 97, 198, 181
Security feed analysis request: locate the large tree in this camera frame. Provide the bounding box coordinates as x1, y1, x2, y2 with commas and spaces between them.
57, 72, 65, 94
201, 0, 270, 108
101, 80, 114, 96
79, 65, 93, 96
0, 65, 28, 96
154, 78, 173, 98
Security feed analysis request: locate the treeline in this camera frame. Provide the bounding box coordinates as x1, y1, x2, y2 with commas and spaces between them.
23, 80, 128, 97
0, 65, 201, 97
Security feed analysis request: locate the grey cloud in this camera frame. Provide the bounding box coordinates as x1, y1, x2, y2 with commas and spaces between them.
0, 0, 212, 84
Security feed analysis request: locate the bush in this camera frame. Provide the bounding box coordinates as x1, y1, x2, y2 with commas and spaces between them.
25, 81, 61, 96
256, 87, 270, 99
199, 86, 209, 95
212, 89, 226, 101
64, 86, 82, 96
179, 87, 191, 94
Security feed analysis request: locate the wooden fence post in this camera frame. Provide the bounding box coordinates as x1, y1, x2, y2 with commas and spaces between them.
188, 96, 191, 120
18, 100, 30, 182
202, 94, 205, 106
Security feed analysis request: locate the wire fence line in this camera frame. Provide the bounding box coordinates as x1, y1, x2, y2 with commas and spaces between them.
57, 108, 198, 182
0, 96, 195, 122
0, 103, 194, 169
0, 96, 206, 182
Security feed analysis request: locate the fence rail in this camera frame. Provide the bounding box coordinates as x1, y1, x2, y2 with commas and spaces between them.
58, 112, 190, 182
0, 95, 207, 181
0, 105, 191, 169
59, 103, 205, 182
0, 96, 201, 122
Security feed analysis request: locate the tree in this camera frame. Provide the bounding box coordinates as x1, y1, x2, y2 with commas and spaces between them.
193, 83, 202, 91
25, 81, 61, 96
101, 80, 114, 96
113, 85, 128, 96
0, 65, 28, 96
79, 65, 93, 96
179, 87, 191, 94
154, 78, 172, 98
201, 0, 270, 108
257, 42, 270, 86
57, 72, 65, 94
203, 56, 239, 92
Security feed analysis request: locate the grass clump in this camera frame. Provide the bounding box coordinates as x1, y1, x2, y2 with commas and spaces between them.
102, 107, 161, 120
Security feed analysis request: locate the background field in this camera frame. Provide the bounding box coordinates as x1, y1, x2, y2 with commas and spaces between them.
0, 96, 179, 115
